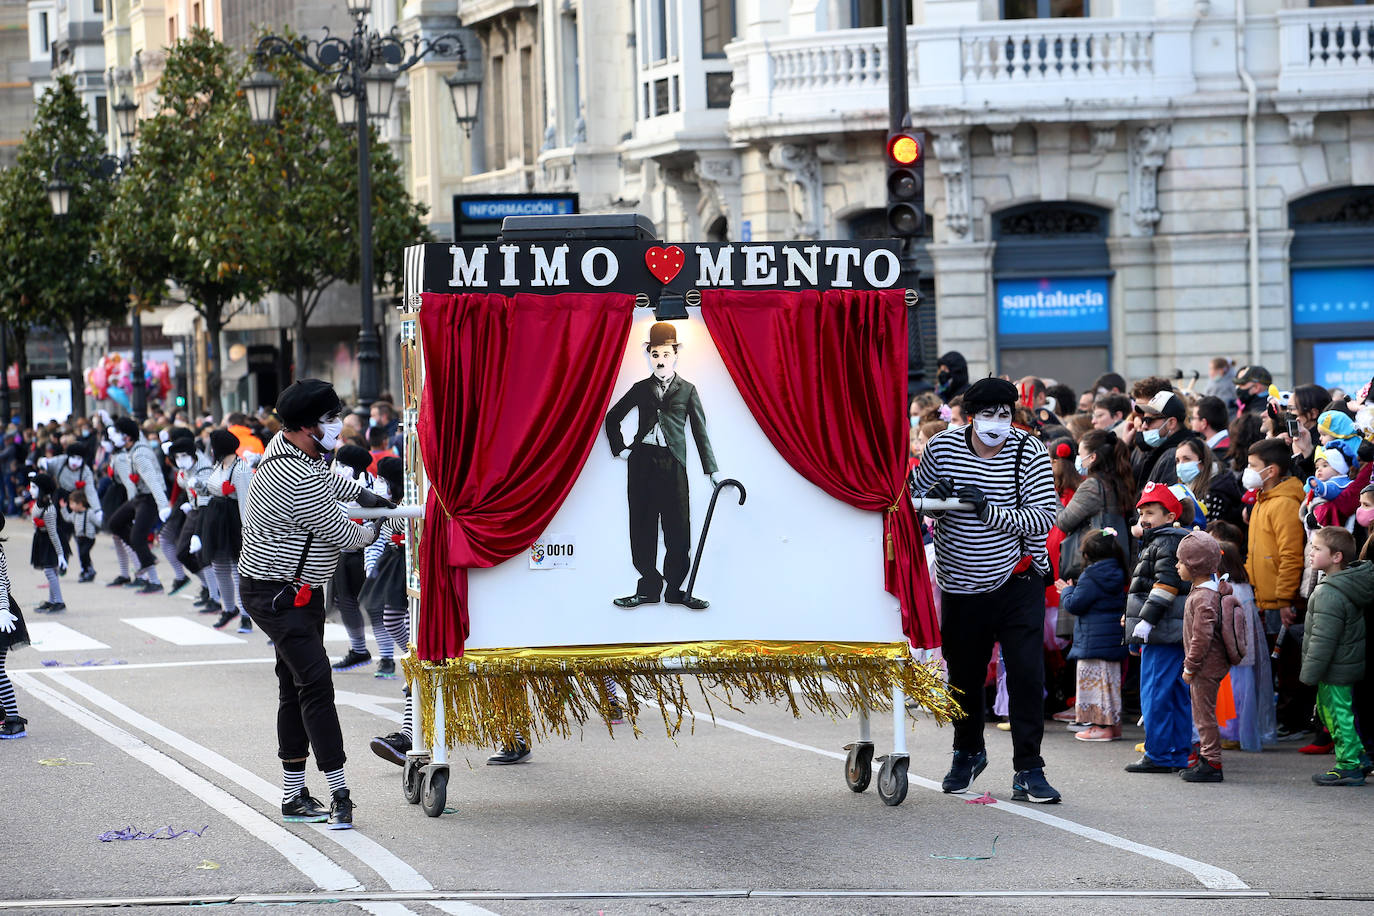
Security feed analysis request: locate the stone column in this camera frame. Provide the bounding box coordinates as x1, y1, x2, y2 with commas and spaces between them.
928, 241, 996, 378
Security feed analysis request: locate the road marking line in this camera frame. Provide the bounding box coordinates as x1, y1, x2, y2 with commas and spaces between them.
681, 709, 1249, 891
25, 621, 109, 652
123, 616, 244, 646
11, 657, 278, 674
36, 671, 494, 916
325, 623, 351, 642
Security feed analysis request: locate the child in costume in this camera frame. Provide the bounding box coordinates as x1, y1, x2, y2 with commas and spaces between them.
0, 513, 29, 738
365, 457, 415, 765
200, 430, 254, 633
1215, 540, 1277, 751
330, 445, 395, 676
1176, 531, 1239, 783
1057, 528, 1129, 742
1303, 447, 1353, 532
62, 488, 103, 585
29, 473, 68, 613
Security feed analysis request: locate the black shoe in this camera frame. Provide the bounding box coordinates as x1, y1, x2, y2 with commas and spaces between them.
1312, 766, 1367, 786
34, 601, 53, 613
168, 576, 191, 595
212, 608, 238, 630
1125, 755, 1180, 773
375, 658, 397, 679
126, 577, 148, 589
487, 742, 532, 765
613, 594, 659, 609
666, 592, 710, 611
1180, 759, 1224, 783
78, 569, 96, 583
45, 602, 66, 614
281, 789, 329, 823
105, 575, 131, 588
0, 716, 28, 739
332, 649, 372, 672
328, 789, 354, 830
370, 732, 412, 766
1276, 724, 1311, 742
607, 700, 626, 725
199, 599, 222, 615
137, 581, 164, 595
236, 616, 253, 634
194, 586, 210, 606
1012, 767, 1062, 803
941, 748, 988, 793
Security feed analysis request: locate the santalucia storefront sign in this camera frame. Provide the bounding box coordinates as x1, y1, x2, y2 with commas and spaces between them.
431, 240, 904, 298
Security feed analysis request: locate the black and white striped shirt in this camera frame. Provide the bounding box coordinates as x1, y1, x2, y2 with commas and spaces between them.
124, 442, 169, 512
36, 502, 64, 561
239, 434, 374, 587
913, 426, 1058, 595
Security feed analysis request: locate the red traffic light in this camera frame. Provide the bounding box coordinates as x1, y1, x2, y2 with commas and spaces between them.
887, 132, 922, 166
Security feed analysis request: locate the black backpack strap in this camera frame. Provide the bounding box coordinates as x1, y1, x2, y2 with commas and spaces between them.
256, 453, 316, 583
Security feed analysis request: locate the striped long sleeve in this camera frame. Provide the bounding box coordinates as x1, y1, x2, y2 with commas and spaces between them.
41, 503, 64, 561
130, 445, 169, 512
0, 546, 9, 616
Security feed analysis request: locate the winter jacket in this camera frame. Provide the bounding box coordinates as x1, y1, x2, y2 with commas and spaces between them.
937, 351, 969, 403
1131, 427, 1191, 494
1305, 474, 1351, 501
1060, 558, 1128, 661
1245, 477, 1306, 611
1198, 469, 1244, 528
1124, 524, 1192, 645
1183, 580, 1235, 680
1300, 560, 1372, 686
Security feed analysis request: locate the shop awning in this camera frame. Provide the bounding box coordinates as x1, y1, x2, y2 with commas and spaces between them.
160, 303, 200, 337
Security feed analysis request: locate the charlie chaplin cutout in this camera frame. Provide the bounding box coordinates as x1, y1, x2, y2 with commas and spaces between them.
604, 322, 719, 610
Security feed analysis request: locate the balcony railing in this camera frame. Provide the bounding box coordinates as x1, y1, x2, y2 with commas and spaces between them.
1278, 9, 1374, 96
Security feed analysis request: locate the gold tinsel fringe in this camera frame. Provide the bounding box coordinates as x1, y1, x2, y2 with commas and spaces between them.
399, 641, 961, 752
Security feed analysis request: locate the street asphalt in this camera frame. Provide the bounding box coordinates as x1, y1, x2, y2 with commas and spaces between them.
3, 537, 1372, 915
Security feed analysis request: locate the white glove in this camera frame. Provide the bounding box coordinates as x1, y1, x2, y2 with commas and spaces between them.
158, 506, 172, 522
1132, 620, 1154, 642
189, 535, 202, 554
180, 502, 192, 515
0, 608, 16, 633
58, 555, 68, 573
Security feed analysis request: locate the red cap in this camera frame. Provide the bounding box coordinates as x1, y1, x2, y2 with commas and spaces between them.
1136, 481, 1183, 519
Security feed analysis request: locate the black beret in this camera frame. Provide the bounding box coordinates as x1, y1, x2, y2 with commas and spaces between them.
65, 442, 88, 458
114, 416, 140, 438
962, 377, 1019, 412
28, 471, 55, 495
333, 444, 372, 475
167, 438, 198, 458
167, 425, 195, 442
275, 379, 342, 429
375, 456, 403, 497
209, 429, 241, 461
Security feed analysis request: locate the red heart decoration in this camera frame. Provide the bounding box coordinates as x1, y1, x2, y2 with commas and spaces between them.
74, 480, 86, 489
644, 246, 686, 285
34, 518, 45, 529
129, 473, 140, 484
221, 481, 236, 496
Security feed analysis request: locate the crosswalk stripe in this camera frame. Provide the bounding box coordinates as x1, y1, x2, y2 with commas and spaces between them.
324, 623, 350, 643
26, 621, 110, 652
122, 617, 243, 646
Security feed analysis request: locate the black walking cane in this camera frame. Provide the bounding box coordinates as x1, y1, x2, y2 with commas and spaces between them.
684, 478, 747, 603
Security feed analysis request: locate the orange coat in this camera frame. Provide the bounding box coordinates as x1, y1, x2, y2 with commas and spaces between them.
1244, 476, 1305, 610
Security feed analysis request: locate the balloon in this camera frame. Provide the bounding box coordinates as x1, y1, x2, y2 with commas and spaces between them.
108, 386, 131, 411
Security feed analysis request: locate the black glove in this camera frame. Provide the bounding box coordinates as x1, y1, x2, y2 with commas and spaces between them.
956, 484, 989, 520
925, 477, 956, 501
355, 488, 396, 510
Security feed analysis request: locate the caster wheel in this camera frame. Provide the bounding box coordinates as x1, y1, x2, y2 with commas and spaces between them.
402, 757, 425, 805
844, 742, 874, 793
421, 766, 449, 817
877, 755, 909, 807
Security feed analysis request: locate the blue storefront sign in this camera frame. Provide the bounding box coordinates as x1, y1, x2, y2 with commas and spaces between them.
996, 276, 1110, 338
1292, 266, 1374, 327
1312, 340, 1374, 394
453, 194, 580, 242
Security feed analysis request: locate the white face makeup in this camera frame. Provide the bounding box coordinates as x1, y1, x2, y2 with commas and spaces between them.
176, 455, 194, 470
972, 405, 1014, 448
67, 457, 82, 470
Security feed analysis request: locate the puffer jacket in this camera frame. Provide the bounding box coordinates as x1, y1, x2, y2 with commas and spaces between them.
1300, 560, 1372, 686
1245, 476, 1306, 611
1124, 524, 1191, 646
1060, 558, 1128, 661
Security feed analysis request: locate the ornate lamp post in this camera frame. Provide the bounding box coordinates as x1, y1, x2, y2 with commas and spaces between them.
241, 2, 476, 407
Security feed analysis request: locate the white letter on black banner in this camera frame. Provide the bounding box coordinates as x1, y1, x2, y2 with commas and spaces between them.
449, 245, 488, 287
741, 246, 778, 286
863, 249, 900, 288
825, 247, 860, 288
783, 245, 820, 288
499, 244, 520, 287
582, 247, 618, 287
696, 245, 733, 286
531, 245, 570, 287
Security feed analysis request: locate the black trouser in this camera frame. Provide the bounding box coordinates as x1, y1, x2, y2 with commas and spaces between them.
109, 493, 159, 569
241, 576, 346, 772
1271, 624, 1317, 731
76, 536, 94, 573
175, 508, 204, 575
626, 445, 691, 599
334, 550, 384, 637
941, 571, 1047, 772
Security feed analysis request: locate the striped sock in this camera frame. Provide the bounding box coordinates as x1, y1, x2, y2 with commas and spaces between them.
402, 690, 413, 741
114, 539, 130, 578
323, 767, 348, 795
44, 567, 64, 604
161, 534, 185, 578
282, 761, 306, 804
141, 565, 161, 586
348, 629, 367, 654
0, 649, 18, 717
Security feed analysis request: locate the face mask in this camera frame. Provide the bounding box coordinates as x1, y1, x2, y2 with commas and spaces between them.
81, 429, 91, 438
973, 416, 1012, 448
109, 431, 127, 448
314, 416, 344, 452
372, 479, 391, 501
369, 418, 381, 428
1176, 460, 1200, 483
176, 455, 194, 470
1074, 456, 1088, 475
1142, 427, 1163, 448
1242, 467, 1266, 490
158, 429, 170, 443
937, 370, 951, 389
67, 457, 82, 470
1357, 506, 1374, 528
910, 416, 920, 429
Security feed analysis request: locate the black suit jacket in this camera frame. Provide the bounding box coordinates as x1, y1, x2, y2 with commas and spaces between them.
605, 375, 718, 475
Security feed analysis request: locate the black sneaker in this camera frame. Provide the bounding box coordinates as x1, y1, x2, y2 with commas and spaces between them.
200, 599, 222, 615
126, 577, 149, 589
194, 586, 211, 606
137, 581, 164, 595
1180, 759, 1224, 783
1012, 767, 1062, 803
281, 789, 329, 823
34, 601, 53, 613
236, 615, 253, 634
328, 789, 354, 830
370, 732, 412, 766
1313, 767, 1367, 786
105, 575, 131, 588
212, 608, 238, 629
607, 699, 626, 725
1276, 724, 1311, 742
45, 602, 66, 614
332, 649, 372, 672
487, 742, 532, 765
940, 748, 988, 793
375, 658, 397, 679
78, 569, 96, 583
168, 576, 191, 595
1125, 755, 1181, 774
0, 716, 27, 739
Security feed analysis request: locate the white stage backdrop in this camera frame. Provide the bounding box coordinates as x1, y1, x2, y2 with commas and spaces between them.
464, 309, 905, 651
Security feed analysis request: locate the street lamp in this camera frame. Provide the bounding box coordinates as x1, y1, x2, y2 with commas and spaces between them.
244, 2, 471, 408
444, 71, 481, 138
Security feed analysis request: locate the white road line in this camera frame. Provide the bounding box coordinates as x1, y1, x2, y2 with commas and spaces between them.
682, 709, 1249, 891
25, 621, 109, 652
36, 671, 496, 916
335, 690, 405, 723
11, 657, 278, 674
325, 623, 352, 643
123, 616, 244, 646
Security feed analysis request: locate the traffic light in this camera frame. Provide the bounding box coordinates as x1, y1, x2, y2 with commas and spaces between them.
885, 130, 925, 238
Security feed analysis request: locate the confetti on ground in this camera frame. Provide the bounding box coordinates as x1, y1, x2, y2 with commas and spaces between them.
39, 757, 92, 767
931, 835, 999, 861
40, 660, 62, 667
195, 860, 220, 870
99, 825, 209, 842
964, 791, 997, 805
443, 807, 458, 814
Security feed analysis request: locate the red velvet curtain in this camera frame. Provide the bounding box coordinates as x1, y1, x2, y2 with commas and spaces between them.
700, 288, 940, 649
416, 291, 635, 660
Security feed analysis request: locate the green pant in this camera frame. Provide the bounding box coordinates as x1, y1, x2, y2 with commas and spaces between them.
1317, 683, 1363, 771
